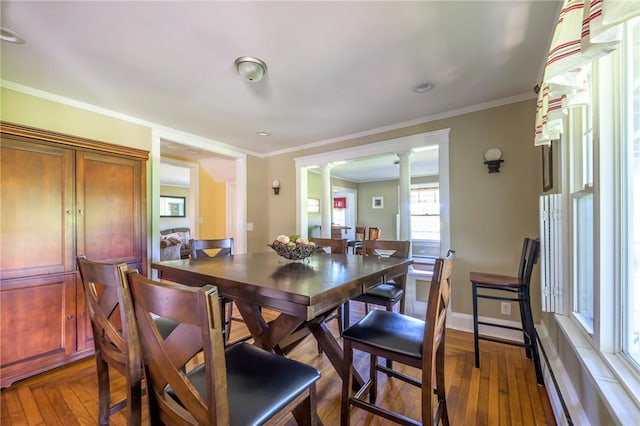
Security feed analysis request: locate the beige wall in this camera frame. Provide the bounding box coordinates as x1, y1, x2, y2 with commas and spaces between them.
262, 99, 541, 318
3, 87, 541, 320
1, 87, 151, 150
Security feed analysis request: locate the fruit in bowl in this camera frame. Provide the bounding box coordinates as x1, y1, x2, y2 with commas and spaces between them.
268, 234, 316, 260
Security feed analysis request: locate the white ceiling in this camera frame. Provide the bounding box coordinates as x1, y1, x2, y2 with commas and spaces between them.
1, 1, 560, 180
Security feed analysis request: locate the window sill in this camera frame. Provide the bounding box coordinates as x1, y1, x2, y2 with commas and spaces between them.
553, 314, 640, 424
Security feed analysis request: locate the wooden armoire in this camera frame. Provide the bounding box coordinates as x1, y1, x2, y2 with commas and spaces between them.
0, 122, 148, 387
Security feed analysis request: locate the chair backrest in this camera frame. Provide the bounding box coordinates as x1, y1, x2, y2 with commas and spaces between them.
310, 237, 347, 254
368, 227, 381, 240
190, 238, 234, 259
126, 271, 228, 425
517, 238, 540, 287
354, 226, 366, 241
361, 239, 410, 258
76, 256, 142, 383
421, 250, 455, 422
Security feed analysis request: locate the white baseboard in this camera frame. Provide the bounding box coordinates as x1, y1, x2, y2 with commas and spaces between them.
447, 311, 525, 342
536, 321, 589, 426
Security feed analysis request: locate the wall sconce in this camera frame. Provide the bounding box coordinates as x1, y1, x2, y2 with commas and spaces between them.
272, 179, 281, 195
483, 148, 504, 173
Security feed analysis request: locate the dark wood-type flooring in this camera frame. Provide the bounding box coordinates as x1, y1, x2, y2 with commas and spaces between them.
1, 302, 556, 425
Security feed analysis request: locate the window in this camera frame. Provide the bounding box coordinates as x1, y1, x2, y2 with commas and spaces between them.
570, 83, 595, 332
566, 18, 640, 373
410, 185, 439, 240
623, 18, 640, 367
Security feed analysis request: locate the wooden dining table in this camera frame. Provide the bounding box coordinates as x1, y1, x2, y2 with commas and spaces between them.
152, 251, 412, 387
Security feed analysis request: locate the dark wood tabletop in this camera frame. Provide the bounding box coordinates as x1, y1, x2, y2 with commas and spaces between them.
152, 251, 412, 387
152, 252, 412, 321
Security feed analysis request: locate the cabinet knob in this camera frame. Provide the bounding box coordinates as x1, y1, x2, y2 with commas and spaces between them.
66, 315, 74, 320
65, 209, 72, 214
78, 209, 84, 214
78, 312, 85, 318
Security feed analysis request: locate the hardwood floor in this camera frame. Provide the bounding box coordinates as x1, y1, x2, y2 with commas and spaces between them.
1, 303, 556, 425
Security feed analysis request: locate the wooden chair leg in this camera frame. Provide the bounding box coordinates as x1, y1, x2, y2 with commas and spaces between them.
96, 357, 111, 426
369, 353, 378, 404
340, 339, 354, 426
292, 386, 319, 426
126, 374, 142, 426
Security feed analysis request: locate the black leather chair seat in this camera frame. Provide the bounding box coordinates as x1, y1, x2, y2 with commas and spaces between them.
353, 283, 404, 304
342, 309, 424, 359
170, 342, 320, 425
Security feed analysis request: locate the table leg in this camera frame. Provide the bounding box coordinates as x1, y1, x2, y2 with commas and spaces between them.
234, 301, 303, 352
307, 318, 364, 389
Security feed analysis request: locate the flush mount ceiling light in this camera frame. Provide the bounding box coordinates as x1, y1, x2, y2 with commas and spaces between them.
235, 56, 267, 82
256, 131, 271, 136
413, 82, 434, 93
0, 26, 25, 44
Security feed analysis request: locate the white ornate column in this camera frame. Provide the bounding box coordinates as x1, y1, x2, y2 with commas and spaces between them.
398, 151, 412, 241
321, 163, 333, 238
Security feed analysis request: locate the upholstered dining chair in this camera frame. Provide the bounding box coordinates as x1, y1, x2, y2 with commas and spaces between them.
469, 237, 543, 384
343, 239, 411, 330
347, 225, 366, 254
76, 256, 178, 426
126, 271, 321, 426
189, 238, 241, 346
76, 256, 142, 426
340, 251, 455, 425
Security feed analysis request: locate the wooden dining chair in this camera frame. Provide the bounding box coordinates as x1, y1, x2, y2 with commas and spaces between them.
347, 225, 366, 254
340, 251, 455, 426
189, 238, 240, 346
76, 255, 143, 426
368, 227, 381, 240
126, 271, 321, 426
343, 239, 411, 330
310, 237, 347, 254
469, 237, 543, 384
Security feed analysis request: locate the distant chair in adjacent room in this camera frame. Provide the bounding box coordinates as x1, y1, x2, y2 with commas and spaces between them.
127, 271, 321, 425
340, 252, 455, 425
347, 225, 366, 254
189, 238, 241, 346
368, 226, 381, 240
469, 237, 543, 384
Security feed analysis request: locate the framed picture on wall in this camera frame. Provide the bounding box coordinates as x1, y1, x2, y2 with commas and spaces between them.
542, 144, 553, 192
372, 196, 384, 209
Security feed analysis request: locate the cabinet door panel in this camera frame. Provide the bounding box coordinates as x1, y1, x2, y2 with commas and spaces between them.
76, 151, 143, 265
0, 273, 76, 384
0, 139, 74, 279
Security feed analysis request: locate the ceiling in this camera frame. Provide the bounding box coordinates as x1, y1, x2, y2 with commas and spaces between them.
1, 1, 560, 180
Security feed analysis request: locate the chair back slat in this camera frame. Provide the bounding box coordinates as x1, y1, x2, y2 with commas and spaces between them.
310, 237, 347, 254
127, 271, 228, 425
361, 239, 410, 258
190, 238, 234, 259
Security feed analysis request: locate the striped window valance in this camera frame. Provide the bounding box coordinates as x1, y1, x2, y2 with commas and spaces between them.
534, 0, 640, 146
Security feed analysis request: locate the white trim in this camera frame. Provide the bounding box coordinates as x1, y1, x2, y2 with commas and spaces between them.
267, 93, 533, 157
545, 315, 640, 425
446, 312, 526, 343
1, 80, 258, 158
2, 79, 532, 159
537, 320, 590, 426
